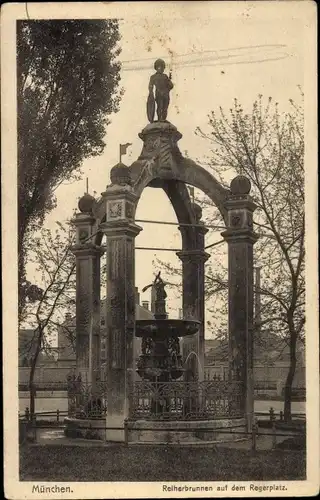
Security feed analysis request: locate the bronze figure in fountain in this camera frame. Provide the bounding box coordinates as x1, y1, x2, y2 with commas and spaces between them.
137, 272, 199, 378
137, 272, 200, 417
142, 271, 168, 319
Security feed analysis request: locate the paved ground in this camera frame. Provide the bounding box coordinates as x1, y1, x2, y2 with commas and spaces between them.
34, 426, 297, 451
254, 400, 305, 418
35, 428, 106, 447
216, 429, 296, 451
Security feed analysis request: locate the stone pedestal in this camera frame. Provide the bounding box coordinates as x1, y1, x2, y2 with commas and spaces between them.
100, 182, 141, 441
71, 212, 103, 387
221, 176, 259, 431
129, 121, 184, 192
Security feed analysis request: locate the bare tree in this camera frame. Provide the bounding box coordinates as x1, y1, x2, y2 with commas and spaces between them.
159, 94, 304, 420
197, 94, 304, 420
21, 220, 109, 417
21, 222, 76, 417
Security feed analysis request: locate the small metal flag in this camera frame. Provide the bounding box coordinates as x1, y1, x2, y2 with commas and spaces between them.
119, 143, 132, 162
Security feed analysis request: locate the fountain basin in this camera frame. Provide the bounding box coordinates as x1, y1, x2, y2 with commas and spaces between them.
137, 353, 184, 380
135, 319, 200, 338
127, 418, 247, 444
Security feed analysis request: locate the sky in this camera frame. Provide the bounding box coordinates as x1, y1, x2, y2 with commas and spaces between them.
27, 8, 304, 331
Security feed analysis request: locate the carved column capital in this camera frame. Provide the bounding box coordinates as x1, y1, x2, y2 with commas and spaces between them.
221, 229, 259, 245
71, 213, 96, 226
71, 244, 105, 258
71, 212, 99, 246
176, 249, 210, 263
101, 183, 140, 202
178, 221, 209, 235
222, 191, 259, 245
101, 184, 140, 225
100, 220, 142, 239
224, 195, 258, 213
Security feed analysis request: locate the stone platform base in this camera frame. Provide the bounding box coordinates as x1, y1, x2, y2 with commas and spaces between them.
64, 417, 106, 441
127, 418, 246, 444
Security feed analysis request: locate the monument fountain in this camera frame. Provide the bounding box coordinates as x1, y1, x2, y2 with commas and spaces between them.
66, 57, 258, 444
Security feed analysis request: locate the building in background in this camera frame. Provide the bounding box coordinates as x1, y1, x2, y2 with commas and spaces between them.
57, 287, 154, 369
18, 287, 154, 388
204, 332, 305, 397
19, 328, 56, 367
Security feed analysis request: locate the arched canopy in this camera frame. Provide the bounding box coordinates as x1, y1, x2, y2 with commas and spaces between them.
93, 178, 201, 249
93, 121, 229, 246
130, 157, 228, 222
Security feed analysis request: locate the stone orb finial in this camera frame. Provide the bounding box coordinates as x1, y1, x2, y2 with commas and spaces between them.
191, 202, 202, 223
110, 162, 132, 186
78, 193, 95, 213
230, 175, 251, 195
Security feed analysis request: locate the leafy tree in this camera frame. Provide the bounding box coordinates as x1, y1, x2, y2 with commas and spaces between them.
17, 20, 122, 317
160, 95, 305, 420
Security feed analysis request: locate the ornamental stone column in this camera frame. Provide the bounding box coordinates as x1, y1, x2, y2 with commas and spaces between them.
221, 175, 259, 431
177, 203, 209, 382
71, 193, 104, 388
100, 163, 142, 441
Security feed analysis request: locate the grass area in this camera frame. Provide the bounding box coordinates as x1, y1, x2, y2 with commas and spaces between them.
20, 444, 306, 482
276, 435, 306, 450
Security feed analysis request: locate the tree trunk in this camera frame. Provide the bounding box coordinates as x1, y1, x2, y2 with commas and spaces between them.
29, 383, 36, 419
283, 326, 297, 422
18, 211, 28, 321
28, 328, 42, 419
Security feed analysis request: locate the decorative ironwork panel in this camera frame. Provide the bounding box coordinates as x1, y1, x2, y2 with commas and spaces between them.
130, 380, 243, 421
67, 375, 107, 419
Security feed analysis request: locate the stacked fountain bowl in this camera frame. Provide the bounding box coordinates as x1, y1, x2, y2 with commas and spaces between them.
135, 318, 200, 382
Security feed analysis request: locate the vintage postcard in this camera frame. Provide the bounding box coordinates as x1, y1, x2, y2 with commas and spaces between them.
2, 1, 319, 498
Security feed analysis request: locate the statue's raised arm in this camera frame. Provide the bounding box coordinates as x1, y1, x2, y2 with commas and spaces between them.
153, 271, 167, 301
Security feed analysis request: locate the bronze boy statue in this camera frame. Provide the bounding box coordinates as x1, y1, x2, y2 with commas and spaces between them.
142, 271, 167, 302
147, 59, 174, 122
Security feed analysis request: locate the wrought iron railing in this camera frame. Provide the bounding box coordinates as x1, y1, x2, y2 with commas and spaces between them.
66, 375, 243, 420
67, 376, 107, 419
130, 379, 244, 421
